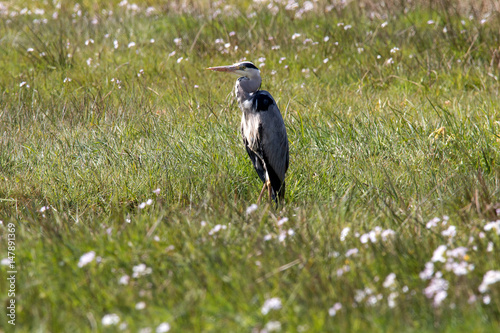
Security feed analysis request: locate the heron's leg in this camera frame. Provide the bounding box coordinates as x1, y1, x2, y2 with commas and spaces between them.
257, 182, 267, 204
267, 180, 273, 203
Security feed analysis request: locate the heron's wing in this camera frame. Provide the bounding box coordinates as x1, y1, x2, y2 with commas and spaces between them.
261, 147, 284, 201
253, 92, 289, 201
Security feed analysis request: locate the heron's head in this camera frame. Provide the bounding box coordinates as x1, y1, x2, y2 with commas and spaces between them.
207, 61, 260, 80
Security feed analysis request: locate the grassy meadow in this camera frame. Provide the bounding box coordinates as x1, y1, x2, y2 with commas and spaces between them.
1, 0, 500, 331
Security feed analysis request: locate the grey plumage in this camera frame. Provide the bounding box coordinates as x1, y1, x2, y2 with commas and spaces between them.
208, 61, 289, 204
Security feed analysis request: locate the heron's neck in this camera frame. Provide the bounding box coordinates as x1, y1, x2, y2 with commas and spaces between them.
235, 76, 262, 104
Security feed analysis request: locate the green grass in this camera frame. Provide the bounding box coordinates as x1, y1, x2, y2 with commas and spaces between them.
1, 0, 500, 331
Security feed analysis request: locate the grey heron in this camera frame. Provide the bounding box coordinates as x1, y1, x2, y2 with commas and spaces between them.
208, 61, 289, 205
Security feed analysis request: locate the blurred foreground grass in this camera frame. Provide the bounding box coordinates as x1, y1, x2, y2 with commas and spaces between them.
1, 0, 500, 331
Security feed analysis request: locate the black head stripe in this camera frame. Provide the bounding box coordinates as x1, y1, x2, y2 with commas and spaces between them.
242, 62, 258, 70
253, 93, 274, 112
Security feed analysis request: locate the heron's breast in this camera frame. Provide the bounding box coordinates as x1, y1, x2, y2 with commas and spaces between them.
241, 113, 261, 149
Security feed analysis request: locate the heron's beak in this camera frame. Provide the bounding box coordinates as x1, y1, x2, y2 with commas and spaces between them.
207, 65, 240, 72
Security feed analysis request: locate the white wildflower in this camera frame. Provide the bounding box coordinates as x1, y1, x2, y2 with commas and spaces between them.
246, 204, 258, 215
446, 247, 468, 258
208, 224, 227, 235
261, 297, 282, 315
388, 292, 398, 308
328, 302, 342, 316
285, 1, 299, 10
478, 270, 500, 293
354, 289, 366, 303
135, 301, 146, 310
381, 229, 395, 241
77, 251, 96, 268
434, 290, 447, 306
277, 217, 288, 226
441, 225, 456, 238
119, 275, 130, 285
431, 245, 447, 263
132, 263, 152, 278
424, 276, 449, 306
303, 1, 314, 11
420, 262, 434, 280
487, 242, 494, 252
366, 295, 380, 306
345, 248, 358, 257
484, 220, 500, 234
102, 313, 120, 326
445, 260, 473, 276
383, 273, 397, 289
360, 233, 369, 244
156, 323, 171, 333
264, 321, 281, 332
340, 227, 350, 241
1, 258, 12, 266
39, 206, 50, 212
427, 217, 442, 229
